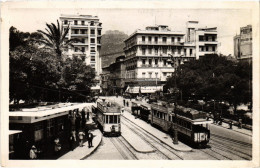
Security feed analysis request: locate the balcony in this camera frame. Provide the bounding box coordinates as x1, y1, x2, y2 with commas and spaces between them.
71, 34, 89, 37
72, 42, 88, 46
70, 24, 89, 28
199, 40, 218, 45
137, 41, 183, 46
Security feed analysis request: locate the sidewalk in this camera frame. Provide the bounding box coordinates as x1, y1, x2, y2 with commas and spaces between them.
58, 112, 102, 160
211, 119, 252, 136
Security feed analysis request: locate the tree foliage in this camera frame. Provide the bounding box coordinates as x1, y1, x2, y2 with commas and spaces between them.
164, 54, 252, 112
9, 25, 96, 103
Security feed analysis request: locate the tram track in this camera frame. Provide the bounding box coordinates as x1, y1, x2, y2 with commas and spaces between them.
122, 116, 184, 160
109, 137, 138, 160
211, 133, 252, 147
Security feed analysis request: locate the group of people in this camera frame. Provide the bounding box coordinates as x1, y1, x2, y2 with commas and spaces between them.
68, 107, 94, 150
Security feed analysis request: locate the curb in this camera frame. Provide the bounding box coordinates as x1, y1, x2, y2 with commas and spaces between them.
120, 134, 156, 153
80, 130, 103, 160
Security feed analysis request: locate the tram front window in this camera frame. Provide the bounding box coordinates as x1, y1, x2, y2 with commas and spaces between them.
109, 115, 118, 124
193, 124, 208, 132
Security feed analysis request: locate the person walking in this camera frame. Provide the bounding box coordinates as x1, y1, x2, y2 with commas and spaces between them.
123, 99, 125, 106
29, 145, 38, 160
78, 130, 85, 147
88, 131, 94, 148
86, 108, 90, 120
126, 101, 129, 107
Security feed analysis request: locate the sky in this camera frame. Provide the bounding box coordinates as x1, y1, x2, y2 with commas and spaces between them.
7, 8, 252, 56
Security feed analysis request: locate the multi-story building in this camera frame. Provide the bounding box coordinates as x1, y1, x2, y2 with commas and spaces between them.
123, 22, 218, 95
185, 21, 218, 60
101, 55, 126, 96
59, 14, 102, 76
234, 25, 252, 62
124, 25, 189, 94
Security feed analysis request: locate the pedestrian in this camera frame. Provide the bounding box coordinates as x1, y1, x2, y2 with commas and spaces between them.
88, 131, 94, 148
78, 130, 85, 147
238, 118, 242, 129
81, 108, 86, 129
75, 112, 81, 133
72, 129, 77, 142
86, 108, 90, 120
54, 137, 61, 156
123, 99, 125, 106
126, 101, 129, 107
229, 120, 233, 129
29, 145, 39, 160
69, 133, 75, 151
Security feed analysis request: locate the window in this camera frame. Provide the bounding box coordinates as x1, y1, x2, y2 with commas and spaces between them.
184, 49, 186, 55
149, 72, 152, 78
212, 36, 215, 41
149, 59, 152, 65
81, 30, 85, 34
205, 36, 208, 41
64, 20, 68, 24
81, 21, 85, 25
162, 47, 167, 54
75, 47, 78, 52
148, 36, 152, 43
154, 37, 158, 43
148, 48, 152, 54
155, 72, 158, 78
155, 59, 158, 65
155, 48, 158, 55
142, 48, 146, 55
142, 59, 146, 65
90, 21, 94, 26
172, 37, 175, 43
74, 20, 78, 25
163, 72, 167, 76
91, 47, 95, 52
82, 47, 85, 52
142, 36, 145, 42
190, 49, 193, 55
74, 29, 79, 34
91, 38, 95, 43
98, 30, 101, 35
82, 39, 85, 43
212, 46, 215, 52
178, 48, 181, 54
163, 60, 167, 66
162, 37, 167, 43
206, 46, 209, 51
47, 119, 54, 137
91, 29, 95, 34
177, 37, 181, 42
142, 72, 146, 78
199, 36, 204, 41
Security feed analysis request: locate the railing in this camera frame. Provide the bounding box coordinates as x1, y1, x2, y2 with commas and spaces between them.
138, 41, 183, 45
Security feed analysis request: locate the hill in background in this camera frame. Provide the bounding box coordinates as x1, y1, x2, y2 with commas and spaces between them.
100, 30, 128, 68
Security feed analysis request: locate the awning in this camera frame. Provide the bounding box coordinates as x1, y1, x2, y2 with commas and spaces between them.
9, 130, 22, 135
126, 86, 163, 94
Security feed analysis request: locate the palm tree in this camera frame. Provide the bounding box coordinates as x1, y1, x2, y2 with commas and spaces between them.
37, 20, 75, 60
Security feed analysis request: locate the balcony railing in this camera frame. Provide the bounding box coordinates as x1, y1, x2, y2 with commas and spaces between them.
137, 41, 183, 45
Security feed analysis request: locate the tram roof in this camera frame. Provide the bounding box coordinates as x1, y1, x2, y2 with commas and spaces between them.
9, 103, 93, 117
131, 100, 151, 108
176, 105, 207, 120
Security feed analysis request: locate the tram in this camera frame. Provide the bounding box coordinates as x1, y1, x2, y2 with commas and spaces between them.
96, 99, 121, 136
150, 101, 211, 147
131, 100, 151, 122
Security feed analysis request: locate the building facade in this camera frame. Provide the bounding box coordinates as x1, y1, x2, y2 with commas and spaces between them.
101, 55, 126, 96
59, 14, 102, 76
185, 21, 218, 60
234, 25, 252, 62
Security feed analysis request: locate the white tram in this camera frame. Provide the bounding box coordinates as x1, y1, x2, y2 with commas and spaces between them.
96, 99, 121, 136
151, 102, 211, 147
